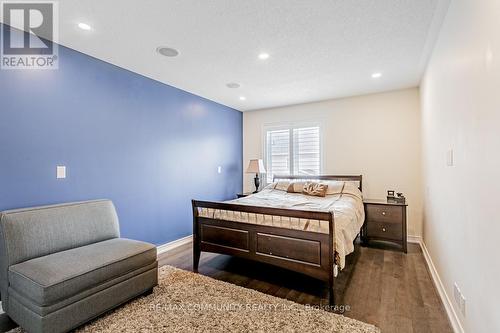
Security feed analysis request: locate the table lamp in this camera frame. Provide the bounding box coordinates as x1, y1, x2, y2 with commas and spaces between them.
246, 159, 266, 193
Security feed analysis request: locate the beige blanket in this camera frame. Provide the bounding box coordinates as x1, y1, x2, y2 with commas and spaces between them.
198, 187, 365, 270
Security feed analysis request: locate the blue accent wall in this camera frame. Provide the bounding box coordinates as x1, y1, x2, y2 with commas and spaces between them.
0, 26, 243, 245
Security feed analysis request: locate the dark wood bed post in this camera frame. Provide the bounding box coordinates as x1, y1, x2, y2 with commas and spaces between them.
328, 213, 335, 307
192, 200, 201, 273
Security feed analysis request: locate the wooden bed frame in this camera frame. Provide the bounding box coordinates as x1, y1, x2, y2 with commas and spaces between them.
192, 175, 363, 306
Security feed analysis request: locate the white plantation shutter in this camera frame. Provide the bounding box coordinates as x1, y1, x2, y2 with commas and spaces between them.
266, 129, 290, 183
265, 124, 321, 183
293, 127, 321, 176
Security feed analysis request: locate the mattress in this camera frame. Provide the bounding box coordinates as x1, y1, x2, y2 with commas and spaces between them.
197, 187, 365, 270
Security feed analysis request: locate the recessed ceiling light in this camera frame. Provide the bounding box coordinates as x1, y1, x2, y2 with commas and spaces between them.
258, 53, 270, 60
77, 22, 92, 31
371, 72, 382, 78
156, 47, 179, 57
226, 82, 240, 89
239, 96, 246, 101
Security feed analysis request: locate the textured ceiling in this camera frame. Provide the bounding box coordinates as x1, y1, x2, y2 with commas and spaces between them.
2, 0, 448, 111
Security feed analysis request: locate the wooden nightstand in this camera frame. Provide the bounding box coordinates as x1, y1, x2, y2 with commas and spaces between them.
362, 199, 408, 253
236, 192, 254, 198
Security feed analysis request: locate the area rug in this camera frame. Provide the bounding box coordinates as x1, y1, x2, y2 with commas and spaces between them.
10, 266, 379, 332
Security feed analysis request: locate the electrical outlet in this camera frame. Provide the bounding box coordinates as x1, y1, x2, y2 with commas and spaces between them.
460, 294, 466, 316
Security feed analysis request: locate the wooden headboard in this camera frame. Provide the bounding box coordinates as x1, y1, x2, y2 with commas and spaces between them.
272, 175, 363, 191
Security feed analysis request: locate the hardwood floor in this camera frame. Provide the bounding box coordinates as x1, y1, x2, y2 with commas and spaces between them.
0, 241, 453, 333
159, 241, 453, 333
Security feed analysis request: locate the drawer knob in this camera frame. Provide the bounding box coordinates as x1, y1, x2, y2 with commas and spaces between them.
382, 211, 386, 216
382, 227, 386, 232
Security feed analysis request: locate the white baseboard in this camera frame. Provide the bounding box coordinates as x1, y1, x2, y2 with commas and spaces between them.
407, 235, 422, 243
415, 239, 465, 333
157, 235, 193, 255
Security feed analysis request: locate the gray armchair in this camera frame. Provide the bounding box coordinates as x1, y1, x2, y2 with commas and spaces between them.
0, 200, 158, 333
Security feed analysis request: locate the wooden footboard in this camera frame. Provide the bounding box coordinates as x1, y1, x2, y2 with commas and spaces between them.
192, 200, 335, 305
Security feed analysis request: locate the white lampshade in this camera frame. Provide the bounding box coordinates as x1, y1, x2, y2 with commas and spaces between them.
246, 159, 266, 174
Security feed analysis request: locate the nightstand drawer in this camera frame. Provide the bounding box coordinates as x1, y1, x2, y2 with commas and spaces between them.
366, 221, 402, 240
365, 204, 402, 224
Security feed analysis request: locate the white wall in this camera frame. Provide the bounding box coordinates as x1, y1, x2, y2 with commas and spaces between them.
421, 0, 500, 332
244, 88, 423, 237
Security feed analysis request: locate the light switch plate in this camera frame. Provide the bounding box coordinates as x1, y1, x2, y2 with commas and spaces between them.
447, 149, 454, 166
56, 166, 66, 179
217, 166, 222, 174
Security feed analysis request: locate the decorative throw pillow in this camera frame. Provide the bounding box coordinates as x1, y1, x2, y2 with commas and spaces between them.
302, 182, 328, 197
287, 181, 306, 193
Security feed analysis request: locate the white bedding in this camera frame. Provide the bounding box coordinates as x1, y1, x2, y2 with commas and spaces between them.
198, 186, 365, 270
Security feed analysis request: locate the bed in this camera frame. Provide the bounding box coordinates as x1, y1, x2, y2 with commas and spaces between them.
192, 175, 364, 305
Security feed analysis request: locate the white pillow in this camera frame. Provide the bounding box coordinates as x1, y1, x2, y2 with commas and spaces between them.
321, 181, 345, 195
342, 182, 363, 199
274, 181, 291, 191
320, 180, 362, 199
263, 182, 277, 190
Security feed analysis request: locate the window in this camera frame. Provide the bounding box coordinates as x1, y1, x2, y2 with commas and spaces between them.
264, 124, 322, 183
